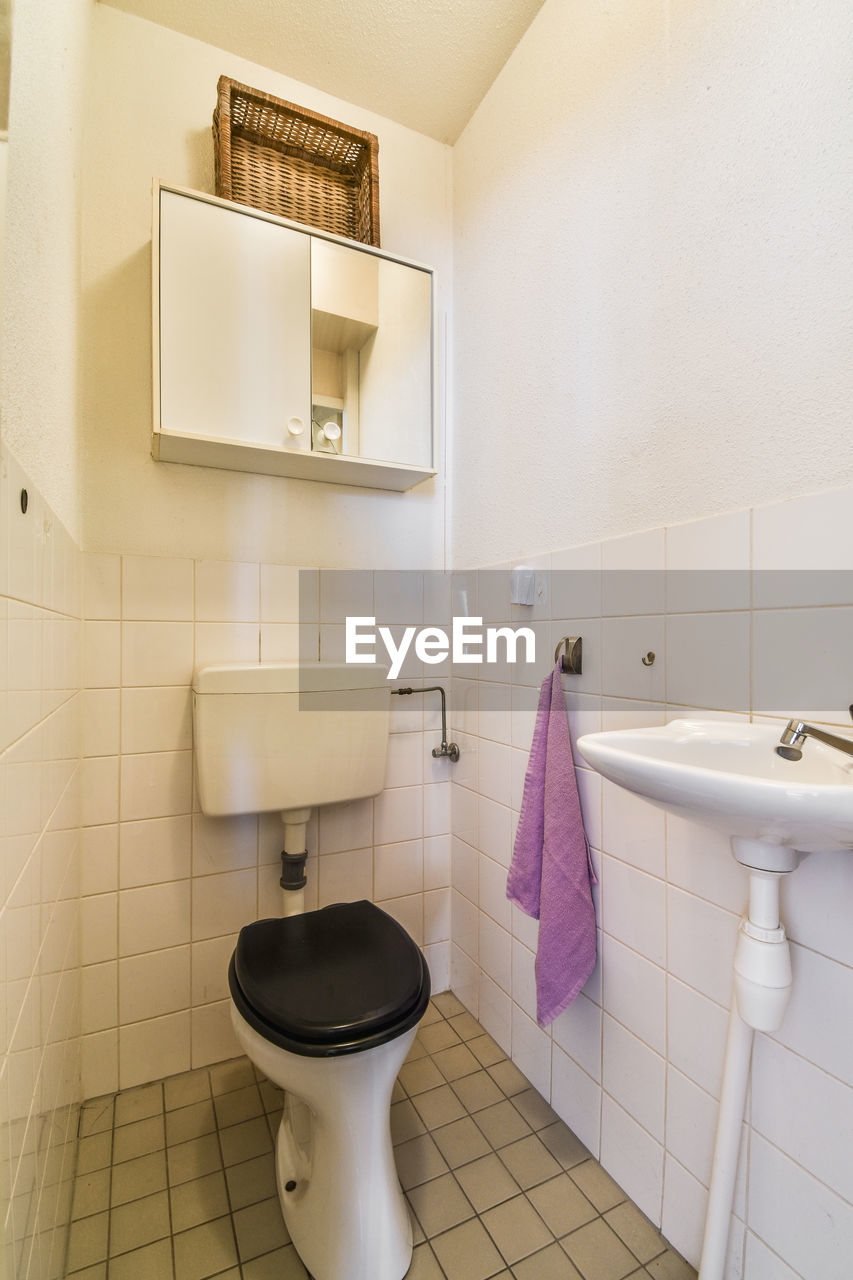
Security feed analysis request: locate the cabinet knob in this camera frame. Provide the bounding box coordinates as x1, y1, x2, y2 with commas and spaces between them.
286, 417, 305, 436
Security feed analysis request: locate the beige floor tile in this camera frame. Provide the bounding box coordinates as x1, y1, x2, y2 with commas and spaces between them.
214, 1083, 266, 1129
71, 1168, 110, 1220
170, 1170, 230, 1232
604, 1202, 669, 1266
233, 1196, 290, 1262
487, 1059, 529, 1096
167, 1133, 222, 1187
78, 1097, 114, 1138
393, 1079, 407, 1104
431, 1116, 491, 1168
407, 1037, 430, 1062
224, 1152, 278, 1210
406, 1241, 446, 1279
481, 1192, 552, 1265
413, 1084, 467, 1130
562, 1218, 639, 1280
114, 1082, 163, 1128
259, 1079, 284, 1113
432, 992, 467, 1018
452, 1070, 504, 1114
468, 1034, 506, 1068
164, 1068, 212, 1112
65, 1212, 109, 1272
392, 1098, 428, 1145
568, 1160, 627, 1213
109, 1237, 175, 1280
173, 1214, 239, 1280
113, 1114, 165, 1164
430, 1215, 506, 1280
539, 1122, 590, 1170
218, 1116, 273, 1167
111, 1149, 167, 1206
395, 1134, 449, 1190
209, 1058, 257, 1095
109, 1189, 170, 1256
241, 1243, 309, 1279
454, 1153, 520, 1213
512, 1241, 585, 1280
418, 1020, 463, 1054
76, 1132, 112, 1175
498, 1134, 562, 1189
447, 1012, 482, 1041
407, 1171, 475, 1237
399, 1056, 445, 1096
166, 1099, 217, 1147
645, 1250, 698, 1279
484, 1054, 525, 1095
474, 1100, 532, 1149
528, 1173, 598, 1236
512, 1087, 560, 1131
432, 1043, 481, 1082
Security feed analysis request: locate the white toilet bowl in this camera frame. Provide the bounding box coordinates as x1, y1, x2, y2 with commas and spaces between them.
228, 900, 431, 1280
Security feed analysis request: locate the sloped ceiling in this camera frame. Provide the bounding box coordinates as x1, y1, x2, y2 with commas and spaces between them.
98, 0, 546, 143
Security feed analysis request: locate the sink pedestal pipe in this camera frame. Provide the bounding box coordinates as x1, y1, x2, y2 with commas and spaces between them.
699, 838, 796, 1280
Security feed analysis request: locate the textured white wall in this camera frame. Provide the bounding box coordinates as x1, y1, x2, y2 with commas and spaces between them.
80, 6, 452, 568
451, 0, 853, 568
1, 0, 92, 542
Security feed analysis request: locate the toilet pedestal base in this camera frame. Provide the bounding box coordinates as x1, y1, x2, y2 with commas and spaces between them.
231, 1004, 416, 1280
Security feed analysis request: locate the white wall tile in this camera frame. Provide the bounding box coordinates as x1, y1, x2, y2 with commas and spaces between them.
601, 856, 666, 966
511, 1003, 551, 1099
318, 797, 373, 855
551, 543, 602, 619
602, 530, 666, 616
478, 914, 511, 992
599, 1094, 663, 1225
119, 1011, 190, 1090
192, 868, 256, 941
317, 847, 372, 906
120, 750, 192, 822
602, 933, 666, 1056
753, 486, 853, 600
749, 1133, 853, 1280
424, 941, 450, 992
122, 555, 193, 621
196, 560, 259, 622
602, 1016, 665, 1140
192, 1000, 241, 1068
780, 848, 853, 968
119, 881, 190, 957
80, 824, 119, 896
665, 509, 751, 613
551, 1043, 600, 1157
381, 894, 423, 945
383, 732, 424, 789
83, 553, 121, 620
477, 738, 512, 805
551, 992, 601, 1083
119, 946, 190, 1024
119, 814, 192, 889
666, 815, 747, 915
478, 853, 510, 929
752, 1035, 853, 1204
661, 1157, 707, 1270
424, 888, 450, 944
374, 785, 423, 844
753, 606, 853, 722
478, 681, 511, 745
666, 611, 750, 712
665, 1066, 720, 1188
601, 780, 665, 877
743, 1233, 801, 1280
450, 945, 481, 1022
451, 890, 478, 960
667, 887, 739, 1008
261, 565, 317, 623
194, 622, 259, 667
667, 977, 728, 1100
192, 935, 237, 1006
80, 893, 117, 966
81, 961, 117, 1035
80, 688, 120, 757
451, 838, 478, 904
423, 781, 450, 837
374, 840, 423, 901
83, 620, 120, 688
80, 755, 119, 827
424, 834, 450, 889
192, 813, 258, 876
81, 1029, 119, 1100
121, 685, 192, 755
122, 621, 194, 686
373, 571, 423, 625
601, 616, 666, 703
774, 942, 853, 1084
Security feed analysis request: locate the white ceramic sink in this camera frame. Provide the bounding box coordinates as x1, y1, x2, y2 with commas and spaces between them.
576, 719, 853, 855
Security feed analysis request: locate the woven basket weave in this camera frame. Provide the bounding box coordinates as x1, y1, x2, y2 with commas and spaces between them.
213, 76, 380, 247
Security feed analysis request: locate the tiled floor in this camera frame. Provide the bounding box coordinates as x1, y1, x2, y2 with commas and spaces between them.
66, 992, 697, 1280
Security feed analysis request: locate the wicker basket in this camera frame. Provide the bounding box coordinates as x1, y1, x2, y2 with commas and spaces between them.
213, 76, 380, 247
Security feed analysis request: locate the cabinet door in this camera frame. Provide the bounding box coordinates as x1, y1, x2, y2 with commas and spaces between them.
158, 190, 311, 449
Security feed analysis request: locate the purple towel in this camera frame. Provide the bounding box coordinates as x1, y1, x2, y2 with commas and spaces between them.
506, 661, 597, 1026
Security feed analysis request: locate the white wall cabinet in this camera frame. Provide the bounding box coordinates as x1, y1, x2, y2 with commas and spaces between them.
152, 183, 436, 492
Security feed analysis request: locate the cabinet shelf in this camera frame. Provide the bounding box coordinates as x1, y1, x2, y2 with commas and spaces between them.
152, 428, 436, 492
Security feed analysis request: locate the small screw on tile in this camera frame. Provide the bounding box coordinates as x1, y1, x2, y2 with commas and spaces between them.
641, 651, 656, 666
284, 1179, 297, 1192
20, 489, 28, 514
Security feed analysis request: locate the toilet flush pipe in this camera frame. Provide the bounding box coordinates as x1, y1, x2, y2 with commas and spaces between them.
280, 808, 312, 917
699, 864, 793, 1280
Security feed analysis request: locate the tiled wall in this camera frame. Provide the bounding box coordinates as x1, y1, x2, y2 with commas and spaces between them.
79, 557, 452, 1098
0, 445, 83, 1279
448, 489, 853, 1280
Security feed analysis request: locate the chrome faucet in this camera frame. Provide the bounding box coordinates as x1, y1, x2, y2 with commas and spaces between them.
775, 706, 853, 761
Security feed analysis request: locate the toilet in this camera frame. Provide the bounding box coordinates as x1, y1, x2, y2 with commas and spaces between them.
193, 661, 431, 1280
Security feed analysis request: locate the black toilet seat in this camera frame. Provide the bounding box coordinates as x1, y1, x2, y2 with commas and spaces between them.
229, 900, 431, 1057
